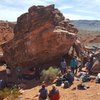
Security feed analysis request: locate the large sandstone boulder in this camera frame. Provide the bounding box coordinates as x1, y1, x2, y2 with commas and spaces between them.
1, 5, 78, 68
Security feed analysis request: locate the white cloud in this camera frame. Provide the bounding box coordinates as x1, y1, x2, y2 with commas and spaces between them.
75, 9, 94, 14
0, 0, 48, 21
0, 0, 100, 21
0, 7, 25, 21
63, 13, 95, 20
59, 5, 73, 10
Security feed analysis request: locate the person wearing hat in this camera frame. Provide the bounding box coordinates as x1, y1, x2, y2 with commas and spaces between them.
48, 84, 60, 100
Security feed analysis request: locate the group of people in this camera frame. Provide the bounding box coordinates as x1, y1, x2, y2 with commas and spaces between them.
38, 53, 100, 99
60, 52, 95, 76
38, 84, 60, 100
4, 51, 100, 100
60, 56, 79, 75
55, 69, 74, 88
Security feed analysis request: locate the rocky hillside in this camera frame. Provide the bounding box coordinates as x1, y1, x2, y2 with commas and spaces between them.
71, 20, 100, 32
71, 20, 100, 44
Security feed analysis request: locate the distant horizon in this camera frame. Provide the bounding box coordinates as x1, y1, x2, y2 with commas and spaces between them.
0, 0, 100, 21
0, 19, 100, 23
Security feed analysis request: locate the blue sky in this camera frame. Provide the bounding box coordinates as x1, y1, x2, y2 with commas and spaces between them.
0, 0, 100, 21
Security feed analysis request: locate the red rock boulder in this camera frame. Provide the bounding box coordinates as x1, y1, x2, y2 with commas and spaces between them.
1, 5, 78, 68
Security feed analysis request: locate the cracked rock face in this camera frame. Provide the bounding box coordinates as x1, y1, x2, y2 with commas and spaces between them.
1, 5, 78, 67
0, 21, 15, 45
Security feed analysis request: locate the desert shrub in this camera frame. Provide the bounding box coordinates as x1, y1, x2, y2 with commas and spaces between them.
0, 87, 21, 100
41, 67, 60, 83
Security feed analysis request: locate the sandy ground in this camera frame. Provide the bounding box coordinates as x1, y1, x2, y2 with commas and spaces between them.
0, 66, 100, 100
20, 81, 100, 100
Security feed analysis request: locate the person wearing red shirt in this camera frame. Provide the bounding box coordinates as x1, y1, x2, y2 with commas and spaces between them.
49, 85, 60, 100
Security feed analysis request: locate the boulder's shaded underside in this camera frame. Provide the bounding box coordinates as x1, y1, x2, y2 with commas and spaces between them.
91, 60, 100, 74
2, 5, 78, 68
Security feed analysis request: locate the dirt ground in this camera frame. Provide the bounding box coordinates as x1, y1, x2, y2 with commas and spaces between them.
20, 81, 100, 100
0, 66, 100, 100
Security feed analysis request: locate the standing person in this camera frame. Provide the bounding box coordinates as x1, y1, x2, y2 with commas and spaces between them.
74, 56, 78, 74
49, 85, 60, 100
88, 57, 94, 73
85, 57, 94, 73
83, 56, 88, 67
39, 84, 48, 100
70, 56, 78, 74
15, 66, 22, 80
35, 67, 41, 80
60, 59, 67, 74
5, 65, 11, 77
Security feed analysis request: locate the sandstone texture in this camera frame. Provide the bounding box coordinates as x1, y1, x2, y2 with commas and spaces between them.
90, 35, 100, 43
1, 5, 78, 67
0, 21, 15, 63
91, 60, 100, 74
0, 21, 15, 45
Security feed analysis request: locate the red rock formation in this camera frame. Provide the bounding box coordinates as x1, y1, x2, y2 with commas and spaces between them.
89, 35, 100, 43
91, 60, 100, 74
0, 21, 15, 63
1, 5, 78, 68
0, 21, 15, 45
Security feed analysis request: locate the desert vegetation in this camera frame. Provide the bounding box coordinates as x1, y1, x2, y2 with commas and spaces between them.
41, 67, 60, 83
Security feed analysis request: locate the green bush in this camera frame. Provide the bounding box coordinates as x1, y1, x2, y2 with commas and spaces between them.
41, 67, 60, 83
0, 88, 21, 100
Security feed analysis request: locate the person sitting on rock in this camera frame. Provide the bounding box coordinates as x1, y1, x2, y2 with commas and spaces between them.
63, 69, 74, 85
55, 76, 63, 86
77, 70, 91, 82
49, 84, 60, 100
39, 84, 48, 100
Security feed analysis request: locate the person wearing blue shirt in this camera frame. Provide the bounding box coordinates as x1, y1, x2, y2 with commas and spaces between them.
70, 56, 78, 74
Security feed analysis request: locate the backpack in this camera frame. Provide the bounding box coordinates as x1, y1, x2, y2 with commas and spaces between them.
81, 74, 90, 82
77, 84, 89, 90
39, 88, 48, 99
77, 84, 85, 90
56, 78, 62, 86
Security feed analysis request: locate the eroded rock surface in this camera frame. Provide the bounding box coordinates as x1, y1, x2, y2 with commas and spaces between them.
0, 21, 15, 45
1, 5, 78, 67
91, 60, 100, 74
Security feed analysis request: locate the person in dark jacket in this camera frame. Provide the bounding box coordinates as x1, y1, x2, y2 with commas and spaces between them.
39, 84, 48, 100
63, 69, 74, 84
49, 85, 60, 100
